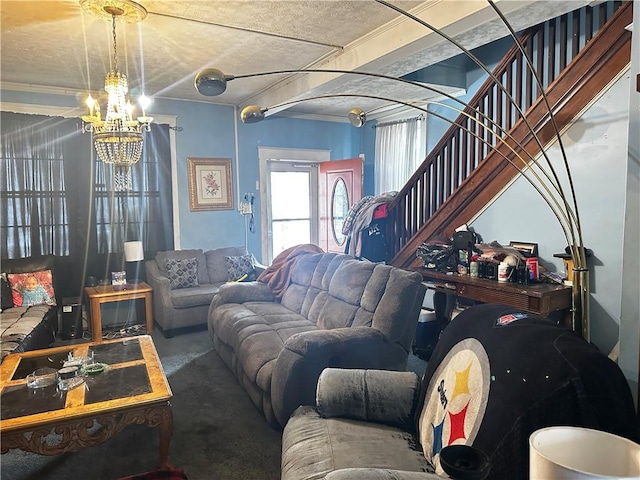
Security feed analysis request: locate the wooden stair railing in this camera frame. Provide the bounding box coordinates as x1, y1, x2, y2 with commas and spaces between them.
387, 1, 632, 270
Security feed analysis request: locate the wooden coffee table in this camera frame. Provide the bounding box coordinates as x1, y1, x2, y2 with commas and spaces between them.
0, 335, 173, 469
84, 282, 153, 341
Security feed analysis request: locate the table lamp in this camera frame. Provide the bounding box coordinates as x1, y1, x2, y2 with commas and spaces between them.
124, 241, 144, 284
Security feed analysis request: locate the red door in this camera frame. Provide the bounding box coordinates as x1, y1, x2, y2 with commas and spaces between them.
319, 158, 363, 254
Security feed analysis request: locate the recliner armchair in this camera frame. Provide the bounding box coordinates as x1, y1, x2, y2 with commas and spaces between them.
281, 303, 638, 480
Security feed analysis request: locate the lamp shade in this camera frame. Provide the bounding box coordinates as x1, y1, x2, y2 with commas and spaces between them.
530, 426, 640, 479
124, 241, 144, 262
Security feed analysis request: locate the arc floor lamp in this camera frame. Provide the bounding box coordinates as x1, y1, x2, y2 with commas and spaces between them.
194, 0, 591, 342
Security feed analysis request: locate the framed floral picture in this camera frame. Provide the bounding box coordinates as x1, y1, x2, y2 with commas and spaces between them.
187, 158, 234, 211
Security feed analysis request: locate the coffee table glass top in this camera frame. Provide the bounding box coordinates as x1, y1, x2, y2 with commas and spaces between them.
0, 335, 171, 429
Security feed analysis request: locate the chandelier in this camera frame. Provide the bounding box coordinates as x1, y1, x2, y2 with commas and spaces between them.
80, 0, 153, 191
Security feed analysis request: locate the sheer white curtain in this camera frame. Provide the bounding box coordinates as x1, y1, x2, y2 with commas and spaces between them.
374, 115, 426, 194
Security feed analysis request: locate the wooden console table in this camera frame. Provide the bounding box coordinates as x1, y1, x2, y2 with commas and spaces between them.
420, 269, 572, 323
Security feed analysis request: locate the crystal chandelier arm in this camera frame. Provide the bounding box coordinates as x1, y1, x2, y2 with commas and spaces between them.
80, 0, 151, 192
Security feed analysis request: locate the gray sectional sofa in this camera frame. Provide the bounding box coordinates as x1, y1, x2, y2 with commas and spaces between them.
145, 246, 252, 336
207, 251, 427, 429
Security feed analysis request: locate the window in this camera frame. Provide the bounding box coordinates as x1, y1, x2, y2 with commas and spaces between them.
374, 115, 426, 194
268, 164, 317, 260
0, 113, 76, 258
1, 112, 173, 280
93, 123, 173, 255
258, 147, 328, 263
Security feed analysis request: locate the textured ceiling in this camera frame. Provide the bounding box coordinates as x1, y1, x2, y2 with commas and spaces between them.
1, 0, 592, 121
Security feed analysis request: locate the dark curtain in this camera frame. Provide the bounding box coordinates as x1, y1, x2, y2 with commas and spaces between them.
1, 112, 173, 297
89, 123, 173, 281
1, 112, 80, 259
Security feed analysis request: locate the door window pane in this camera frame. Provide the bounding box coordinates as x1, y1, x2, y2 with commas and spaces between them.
272, 220, 310, 257
271, 172, 310, 220
332, 178, 348, 246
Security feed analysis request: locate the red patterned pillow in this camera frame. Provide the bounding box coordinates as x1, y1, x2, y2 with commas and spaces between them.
7, 270, 56, 307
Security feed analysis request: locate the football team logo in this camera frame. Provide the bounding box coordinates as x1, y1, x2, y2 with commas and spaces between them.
418, 338, 490, 475
497, 312, 529, 326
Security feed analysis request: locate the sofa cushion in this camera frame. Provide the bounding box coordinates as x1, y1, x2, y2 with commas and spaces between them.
1, 305, 51, 359
225, 254, 255, 281
280, 253, 350, 319
170, 284, 221, 309
281, 406, 430, 480
155, 249, 208, 285
281, 256, 377, 330
164, 258, 199, 289
7, 270, 56, 307
213, 301, 317, 390
205, 246, 247, 284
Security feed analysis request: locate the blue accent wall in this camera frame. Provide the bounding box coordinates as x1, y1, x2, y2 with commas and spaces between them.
235, 114, 362, 256
152, 98, 240, 251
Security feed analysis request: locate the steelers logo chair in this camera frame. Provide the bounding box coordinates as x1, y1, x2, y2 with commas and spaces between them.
281, 303, 637, 480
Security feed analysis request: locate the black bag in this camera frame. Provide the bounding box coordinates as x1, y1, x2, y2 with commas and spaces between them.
416, 242, 455, 271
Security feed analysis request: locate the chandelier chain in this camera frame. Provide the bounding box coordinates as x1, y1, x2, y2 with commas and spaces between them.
112, 13, 118, 73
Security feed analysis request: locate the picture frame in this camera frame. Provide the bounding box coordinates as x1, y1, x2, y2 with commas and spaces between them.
111, 271, 127, 286
509, 241, 539, 257
187, 158, 234, 211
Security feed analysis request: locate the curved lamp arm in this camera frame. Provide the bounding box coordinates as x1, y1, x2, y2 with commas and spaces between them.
375, 0, 584, 269
239, 92, 577, 251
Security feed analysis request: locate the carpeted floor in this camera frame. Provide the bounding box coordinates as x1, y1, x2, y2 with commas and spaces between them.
1, 328, 282, 480
1, 327, 427, 480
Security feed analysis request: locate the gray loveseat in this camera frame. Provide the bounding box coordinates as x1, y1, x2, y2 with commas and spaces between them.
145, 246, 251, 336
207, 251, 427, 429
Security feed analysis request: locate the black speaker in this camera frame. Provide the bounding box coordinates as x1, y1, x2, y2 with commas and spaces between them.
485, 263, 498, 280
440, 445, 490, 480
61, 297, 82, 340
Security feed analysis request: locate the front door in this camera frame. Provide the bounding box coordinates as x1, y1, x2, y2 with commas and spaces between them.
319, 158, 363, 254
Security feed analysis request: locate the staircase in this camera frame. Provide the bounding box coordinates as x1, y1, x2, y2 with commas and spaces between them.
387, 0, 633, 271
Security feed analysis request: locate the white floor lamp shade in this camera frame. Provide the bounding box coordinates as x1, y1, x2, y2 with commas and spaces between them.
124, 241, 144, 283
530, 426, 640, 479
124, 241, 144, 262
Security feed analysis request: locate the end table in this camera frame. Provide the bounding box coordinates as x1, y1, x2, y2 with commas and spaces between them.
84, 282, 153, 341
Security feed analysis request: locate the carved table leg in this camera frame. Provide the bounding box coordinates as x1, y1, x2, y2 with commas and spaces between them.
157, 403, 174, 470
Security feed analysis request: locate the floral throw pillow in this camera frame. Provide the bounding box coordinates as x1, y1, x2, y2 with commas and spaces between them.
225, 254, 256, 282
7, 270, 57, 307
164, 257, 199, 290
